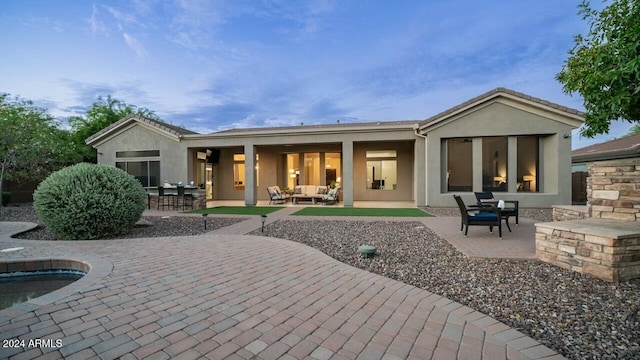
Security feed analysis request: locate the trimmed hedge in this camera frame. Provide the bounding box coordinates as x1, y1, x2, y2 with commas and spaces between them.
2, 192, 9, 206
33, 163, 147, 240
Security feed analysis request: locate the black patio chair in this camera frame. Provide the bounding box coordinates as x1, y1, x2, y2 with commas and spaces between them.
474, 191, 519, 228
454, 195, 502, 239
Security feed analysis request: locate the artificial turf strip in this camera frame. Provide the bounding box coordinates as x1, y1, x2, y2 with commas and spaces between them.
292, 207, 433, 217
187, 206, 284, 215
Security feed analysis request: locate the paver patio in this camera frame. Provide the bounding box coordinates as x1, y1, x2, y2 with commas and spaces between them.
0, 208, 560, 359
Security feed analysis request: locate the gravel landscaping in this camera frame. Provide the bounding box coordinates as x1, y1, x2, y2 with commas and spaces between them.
251, 219, 640, 360
3, 204, 638, 359
1, 205, 246, 240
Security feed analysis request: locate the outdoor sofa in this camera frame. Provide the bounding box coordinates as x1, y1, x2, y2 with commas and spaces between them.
292, 185, 328, 204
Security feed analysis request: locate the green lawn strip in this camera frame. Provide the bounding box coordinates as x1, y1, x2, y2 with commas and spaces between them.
187, 206, 284, 215
292, 207, 433, 217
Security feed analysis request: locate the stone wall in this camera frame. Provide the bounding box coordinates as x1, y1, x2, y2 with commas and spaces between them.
536, 220, 640, 282
148, 194, 206, 211
552, 205, 588, 221
587, 158, 640, 221
537, 157, 640, 281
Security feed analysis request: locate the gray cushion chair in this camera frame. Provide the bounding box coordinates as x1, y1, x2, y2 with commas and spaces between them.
267, 186, 290, 204
319, 186, 340, 205
454, 195, 502, 239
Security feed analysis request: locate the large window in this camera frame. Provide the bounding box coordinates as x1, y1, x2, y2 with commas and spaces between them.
444, 136, 542, 193
116, 150, 160, 158
304, 153, 320, 185
446, 139, 472, 192
287, 154, 300, 189
115, 149, 160, 188
116, 161, 160, 188
517, 136, 539, 192
366, 150, 397, 190
233, 154, 245, 190
325, 152, 341, 187
482, 137, 508, 192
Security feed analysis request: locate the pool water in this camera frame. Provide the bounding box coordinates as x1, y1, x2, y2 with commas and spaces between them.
0, 272, 84, 310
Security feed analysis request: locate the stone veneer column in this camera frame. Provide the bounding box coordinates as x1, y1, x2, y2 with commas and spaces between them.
587, 158, 640, 221
537, 157, 640, 282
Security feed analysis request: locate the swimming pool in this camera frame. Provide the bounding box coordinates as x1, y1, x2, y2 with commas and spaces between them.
0, 259, 90, 311
0, 270, 85, 310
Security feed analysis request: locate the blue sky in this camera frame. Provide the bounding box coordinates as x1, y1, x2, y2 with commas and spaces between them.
0, 0, 632, 149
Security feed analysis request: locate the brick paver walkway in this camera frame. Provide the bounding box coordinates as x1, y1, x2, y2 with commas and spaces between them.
0, 209, 561, 359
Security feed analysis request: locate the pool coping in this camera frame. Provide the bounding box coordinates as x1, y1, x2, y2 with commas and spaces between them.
0, 255, 113, 323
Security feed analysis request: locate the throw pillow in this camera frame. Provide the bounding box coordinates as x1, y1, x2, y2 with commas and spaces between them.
294, 187, 302, 194
317, 187, 327, 194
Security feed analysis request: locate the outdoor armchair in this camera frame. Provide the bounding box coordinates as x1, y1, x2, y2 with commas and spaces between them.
267, 186, 290, 204
454, 195, 502, 239
319, 186, 340, 205
474, 191, 519, 228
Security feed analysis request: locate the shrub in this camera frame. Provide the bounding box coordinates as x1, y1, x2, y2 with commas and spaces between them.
2, 192, 10, 206
33, 163, 147, 240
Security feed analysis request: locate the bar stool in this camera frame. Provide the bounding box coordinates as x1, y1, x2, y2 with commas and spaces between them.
177, 186, 194, 210
157, 186, 176, 210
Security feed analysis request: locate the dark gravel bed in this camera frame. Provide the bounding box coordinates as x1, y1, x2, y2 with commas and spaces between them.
251, 219, 640, 360
1, 205, 246, 240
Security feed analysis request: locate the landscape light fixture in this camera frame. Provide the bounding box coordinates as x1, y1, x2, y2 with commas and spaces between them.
202, 213, 208, 230
261, 214, 267, 232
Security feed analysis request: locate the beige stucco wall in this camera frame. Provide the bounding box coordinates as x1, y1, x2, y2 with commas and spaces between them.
424, 101, 576, 207
353, 142, 414, 201
94, 124, 189, 185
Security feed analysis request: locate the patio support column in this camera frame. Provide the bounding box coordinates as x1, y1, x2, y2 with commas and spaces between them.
472, 138, 483, 191
298, 153, 305, 185
508, 136, 518, 193
342, 140, 354, 207
414, 137, 427, 207
320, 153, 326, 186
244, 144, 257, 206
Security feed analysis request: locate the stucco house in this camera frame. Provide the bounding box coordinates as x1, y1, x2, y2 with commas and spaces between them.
86, 88, 584, 208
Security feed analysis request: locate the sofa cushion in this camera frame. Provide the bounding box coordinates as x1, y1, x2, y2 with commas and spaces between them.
470, 213, 498, 221
292, 185, 325, 197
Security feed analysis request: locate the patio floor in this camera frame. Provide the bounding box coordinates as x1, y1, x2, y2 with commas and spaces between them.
0, 208, 558, 359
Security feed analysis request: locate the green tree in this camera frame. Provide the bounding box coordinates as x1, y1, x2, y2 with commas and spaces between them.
556, 0, 640, 137
0, 94, 79, 205
70, 95, 158, 162
628, 123, 640, 135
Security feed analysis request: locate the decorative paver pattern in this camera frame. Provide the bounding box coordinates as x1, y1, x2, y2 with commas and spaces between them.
0, 209, 560, 359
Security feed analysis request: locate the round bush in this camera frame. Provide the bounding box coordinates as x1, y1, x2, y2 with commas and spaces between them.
33, 163, 147, 240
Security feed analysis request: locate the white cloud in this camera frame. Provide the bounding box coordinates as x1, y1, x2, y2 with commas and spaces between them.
122, 31, 147, 59
89, 3, 107, 34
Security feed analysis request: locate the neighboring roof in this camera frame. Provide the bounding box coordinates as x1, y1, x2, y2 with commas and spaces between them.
86, 114, 197, 145
572, 133, 640, 162
420, 87, 584, 129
